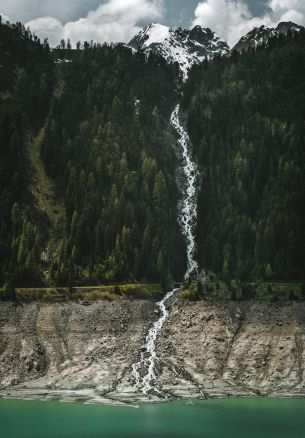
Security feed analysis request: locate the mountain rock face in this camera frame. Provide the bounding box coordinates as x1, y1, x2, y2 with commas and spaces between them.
233, 21, 304, 53
129, 23, 229, 78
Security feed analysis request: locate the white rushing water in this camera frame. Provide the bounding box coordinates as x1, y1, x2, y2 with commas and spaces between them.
132, 288, 179, 396
170, 104, 199, 280
131, 104, 200, 396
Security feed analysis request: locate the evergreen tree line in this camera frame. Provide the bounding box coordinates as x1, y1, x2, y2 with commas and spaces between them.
183, 30, 305, 281
0, 21, 186, 287
0, 20, 54, 286
1, 19, 304, 289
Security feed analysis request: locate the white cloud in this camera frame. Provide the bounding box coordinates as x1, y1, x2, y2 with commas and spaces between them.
280, 9, 304, 22
0, 13, 10, 23
0, 0, 102, 23
24, 0, 163, 47
25, 17, 64, 46
192, 0, 305, 47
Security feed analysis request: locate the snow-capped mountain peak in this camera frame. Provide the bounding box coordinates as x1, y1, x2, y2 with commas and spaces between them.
129, 24, 229, 79
142, 23, 170, 46
233, 21, 304, 53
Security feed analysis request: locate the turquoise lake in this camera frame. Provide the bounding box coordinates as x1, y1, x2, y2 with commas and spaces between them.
0, 398, 304, 438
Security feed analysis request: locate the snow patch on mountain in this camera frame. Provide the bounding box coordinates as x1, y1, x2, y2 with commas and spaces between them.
233, 21, 304, 53
129, 24, 229, 79
143, 23, 170, 46
128, 21, 303, 78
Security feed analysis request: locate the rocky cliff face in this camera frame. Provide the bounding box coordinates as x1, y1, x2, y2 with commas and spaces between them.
0, 299, 304, 403
232, 21, 304, 53
129, 24, 229, 78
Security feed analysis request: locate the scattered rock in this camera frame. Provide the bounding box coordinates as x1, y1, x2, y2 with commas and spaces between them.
0, 299, 304, 402
206, 314, 214, 322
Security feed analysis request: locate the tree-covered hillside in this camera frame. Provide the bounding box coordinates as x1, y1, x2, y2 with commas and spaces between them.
1, 19, 304, 290
184, 30, 305, 281
41, 45, 185, 286
0, 21, 185, 288
0, 21, 54, 287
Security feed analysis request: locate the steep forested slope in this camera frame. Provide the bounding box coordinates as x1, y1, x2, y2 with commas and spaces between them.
0, 21, 185, 287
1, 19, 304, 290
41, 46, 185, 285
184, 31, 305, 281
0, 21, 54, 287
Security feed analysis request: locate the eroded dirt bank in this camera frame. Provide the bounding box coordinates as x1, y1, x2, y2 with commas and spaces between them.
0, 299, 304, 403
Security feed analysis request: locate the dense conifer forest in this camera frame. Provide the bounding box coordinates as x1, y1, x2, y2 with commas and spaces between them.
0, 21, 54, 288
184, 31, 305, 281
0, 20, 185, 287
0, 19, 304, 289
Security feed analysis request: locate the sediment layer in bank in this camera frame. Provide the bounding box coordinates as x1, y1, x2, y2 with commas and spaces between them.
0, 299, 304, 403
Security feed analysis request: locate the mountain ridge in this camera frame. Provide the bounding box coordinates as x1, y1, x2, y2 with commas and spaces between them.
0, 19, 304, 287
128, 21, 305, 76
128, 23, 229, 78
233, 21, 304, 53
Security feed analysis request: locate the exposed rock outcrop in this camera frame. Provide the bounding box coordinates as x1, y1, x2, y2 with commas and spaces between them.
0, 299, 304, 403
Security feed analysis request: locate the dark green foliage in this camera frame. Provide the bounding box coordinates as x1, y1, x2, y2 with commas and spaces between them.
302, 283, 305, 299
180, 282, 201, 300
1, 279, 16, 301
0, 21, 185, 287
1, 20, 304, 291
41, 44, 185, 285
184, 31, 305, 281
182, 281, 303, 302
0, 21, 53, 286
114, 285, 121, 296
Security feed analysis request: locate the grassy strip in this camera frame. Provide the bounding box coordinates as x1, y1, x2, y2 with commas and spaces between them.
0, 284, 161, 303
181, 281, 305, 302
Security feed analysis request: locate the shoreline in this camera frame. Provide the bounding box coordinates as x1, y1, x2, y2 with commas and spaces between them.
1, 299, 305, 405
1, 385, 305, 406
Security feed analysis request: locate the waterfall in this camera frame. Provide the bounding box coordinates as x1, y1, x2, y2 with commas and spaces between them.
170, 104, 199, 280
132, 288, 179, 396
131, 104, 200, 397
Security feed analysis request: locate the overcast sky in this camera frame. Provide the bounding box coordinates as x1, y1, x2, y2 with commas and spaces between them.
1, 0, 305, 47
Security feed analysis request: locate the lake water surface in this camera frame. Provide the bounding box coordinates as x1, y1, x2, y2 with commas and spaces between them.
0, 398, 304, 438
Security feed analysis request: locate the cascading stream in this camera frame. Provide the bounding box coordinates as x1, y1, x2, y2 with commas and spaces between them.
170, 104, 199, 280
132, 288, 179, 396
131, 104, 200, 397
